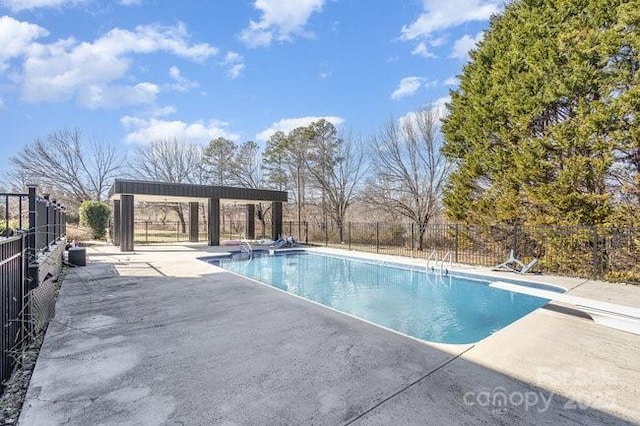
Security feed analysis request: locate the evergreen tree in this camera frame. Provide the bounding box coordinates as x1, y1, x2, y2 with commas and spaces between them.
203, 137, 237, 186
442, 0, 639, 226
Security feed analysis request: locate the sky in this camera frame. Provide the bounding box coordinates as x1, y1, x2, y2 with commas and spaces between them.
0, 0, 504, 174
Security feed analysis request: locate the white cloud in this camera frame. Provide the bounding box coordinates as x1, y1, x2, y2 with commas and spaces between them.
239, 0, 326, 48
450, 32, 484, 60
167, 66, 199, 92
148, 105, 177, 118
411, 42, 436, 59
391, 76, 425, 101
13, 21, 216, 107
398, 96, 450, 129
119, 0, 141, 5
0, 96, 4, 111
443, 76, 459, 86
221, 52, 245, 79
121, 116, 240, 144
0, 16, 48, 72
78, 82, 159, 109
256, 115, 344, 141
401, 0, 499, 41
0, 0, 84, 11
430, 36, 447, 47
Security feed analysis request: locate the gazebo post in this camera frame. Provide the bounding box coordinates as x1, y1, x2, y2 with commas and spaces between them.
120, 194, 134, 252
271, 201, 283, 241
189, 202, 199, 242
208, 198, 220, 246
112, 199, 120, 246
245, 204, 255, 240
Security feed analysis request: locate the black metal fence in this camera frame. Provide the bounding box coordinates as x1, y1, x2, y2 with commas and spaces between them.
0, 236, 25, 386
302, 221, 640, 283
126, 217, 639, 283
133, 220, 274, 244
0, 187, 66, 391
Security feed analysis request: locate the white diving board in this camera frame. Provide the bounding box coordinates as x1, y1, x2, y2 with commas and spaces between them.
490, 281, 640, 336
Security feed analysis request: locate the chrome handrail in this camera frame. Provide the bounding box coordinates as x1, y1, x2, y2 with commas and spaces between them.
439, 251, 452, 276
426, 250, 437, 272
239, 237, 253, 260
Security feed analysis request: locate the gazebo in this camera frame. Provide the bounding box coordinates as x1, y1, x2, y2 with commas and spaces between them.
108, 179, 288, 252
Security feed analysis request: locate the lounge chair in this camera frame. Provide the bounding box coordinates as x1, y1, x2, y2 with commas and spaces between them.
493, 249, 538, 274
270, 235, 298, 249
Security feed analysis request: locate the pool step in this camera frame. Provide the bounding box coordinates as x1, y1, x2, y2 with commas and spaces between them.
489, 281, 640, 336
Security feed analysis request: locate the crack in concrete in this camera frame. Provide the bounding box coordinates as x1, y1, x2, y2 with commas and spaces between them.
344, 345, 476, 425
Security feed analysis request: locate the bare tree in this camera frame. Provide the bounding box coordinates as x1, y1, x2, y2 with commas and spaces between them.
9, 128, 122, 204
306, 132, 367, 242
228, 141, 262, 188
129, 139, 204, 233
365, 106, 452, 250
227, 140, 272, 237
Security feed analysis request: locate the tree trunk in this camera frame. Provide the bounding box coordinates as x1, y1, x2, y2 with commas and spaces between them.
418, 222, 427, 251
175, 205, 186, 234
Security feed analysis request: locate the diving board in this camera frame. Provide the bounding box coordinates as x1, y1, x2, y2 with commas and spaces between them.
490, 281, 640, 336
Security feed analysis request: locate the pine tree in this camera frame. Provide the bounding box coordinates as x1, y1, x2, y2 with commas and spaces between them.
442, 0, 639, 226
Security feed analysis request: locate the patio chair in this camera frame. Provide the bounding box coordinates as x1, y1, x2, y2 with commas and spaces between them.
493, 249, 538, 274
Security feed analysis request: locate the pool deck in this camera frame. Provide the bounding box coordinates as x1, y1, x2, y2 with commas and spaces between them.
19, 243, 640, 425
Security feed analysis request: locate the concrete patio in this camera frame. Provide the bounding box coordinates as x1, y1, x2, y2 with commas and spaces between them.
19, 243, 640, 425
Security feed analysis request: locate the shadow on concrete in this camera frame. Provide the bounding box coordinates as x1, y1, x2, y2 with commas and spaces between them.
19, 255, 635, 426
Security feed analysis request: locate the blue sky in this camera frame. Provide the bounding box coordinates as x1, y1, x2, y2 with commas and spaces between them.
0, 0, 503, 173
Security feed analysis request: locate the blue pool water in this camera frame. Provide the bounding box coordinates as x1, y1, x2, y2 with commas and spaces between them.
207, 251, 551, 344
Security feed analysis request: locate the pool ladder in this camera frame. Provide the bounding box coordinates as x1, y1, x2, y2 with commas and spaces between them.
239, 237, 253, 261
426, 250, 452, 276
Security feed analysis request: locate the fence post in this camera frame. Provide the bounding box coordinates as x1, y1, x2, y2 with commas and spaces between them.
145, 221, 149, 243
4, 195, 8, 238
305, 221, 308, 244
325, 220, 328, 247
411, 223, 415, 257
454, 223, 459, 264
43, 194, 50, 249
348, 222, 352, 250
176, 221, 179, 241
26, 185, 37, 288
18, 196, 23, 231
19, 233, 26, 344
592, 225, 600, 278
52, 200, 58, 241
376, 222, 379, 253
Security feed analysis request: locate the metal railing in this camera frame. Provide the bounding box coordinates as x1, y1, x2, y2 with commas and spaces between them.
0, 186, 66, 391
0, 236, 26, 386
300, 221, 639, 283
124, 217, 639, 283
133, 220, 274, 244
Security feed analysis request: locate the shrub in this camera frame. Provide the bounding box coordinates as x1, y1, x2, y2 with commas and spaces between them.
65, 211, 80, 225
0, 219, 20, 236
79, 201, 111, 240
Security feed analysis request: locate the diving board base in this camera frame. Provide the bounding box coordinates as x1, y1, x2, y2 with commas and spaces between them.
490, 281, 640, 336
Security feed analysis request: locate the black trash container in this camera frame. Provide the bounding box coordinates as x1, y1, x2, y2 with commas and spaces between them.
68, 247, 87, 267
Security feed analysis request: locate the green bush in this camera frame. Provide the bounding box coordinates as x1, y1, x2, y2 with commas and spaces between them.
0, 219, 20, 236
79, 201, 111, 240
65, 211, 80, 224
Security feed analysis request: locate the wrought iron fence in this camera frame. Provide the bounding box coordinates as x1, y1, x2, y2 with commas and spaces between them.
133, 219, 275, 243
127, 217, 639, 283
0, 236, 25, 386
0, 187, 66, 391
301, 221, 639, 283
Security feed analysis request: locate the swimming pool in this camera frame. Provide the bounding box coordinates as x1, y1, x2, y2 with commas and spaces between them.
205, 251, 553, 344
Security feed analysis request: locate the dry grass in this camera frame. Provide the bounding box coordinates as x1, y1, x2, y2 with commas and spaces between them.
65, 224, 93, 243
